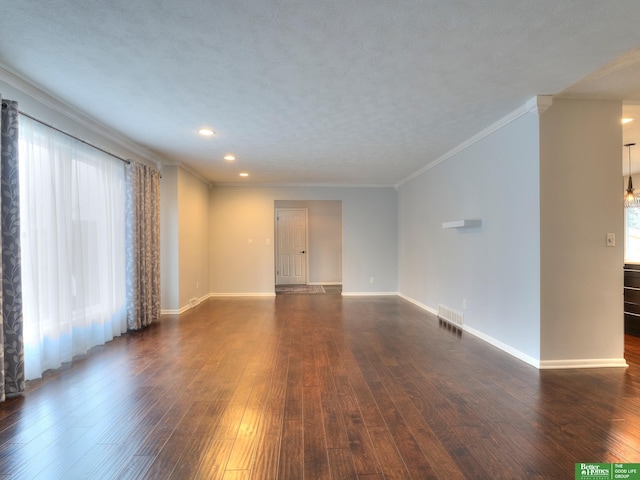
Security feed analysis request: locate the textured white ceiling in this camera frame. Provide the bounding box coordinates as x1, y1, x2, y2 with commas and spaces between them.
2, 0, 640, 185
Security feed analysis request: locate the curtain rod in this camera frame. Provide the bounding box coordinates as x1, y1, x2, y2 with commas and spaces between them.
9, 106, 131, 165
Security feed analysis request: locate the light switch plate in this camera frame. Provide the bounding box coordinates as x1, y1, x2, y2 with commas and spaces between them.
606, 233, 615, 247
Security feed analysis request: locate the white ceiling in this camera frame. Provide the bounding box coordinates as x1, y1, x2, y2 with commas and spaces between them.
2, 0, 640, 185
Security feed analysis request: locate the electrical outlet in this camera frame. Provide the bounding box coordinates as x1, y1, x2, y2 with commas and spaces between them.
248, 239, 253, 246
369, 277, 375, 284
463, 299, 467, 309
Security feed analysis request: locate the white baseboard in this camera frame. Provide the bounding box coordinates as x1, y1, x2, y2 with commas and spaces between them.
161, 293, 210, 315
463, 324, 540, 368
464, 325, 628, 369
208, 292, 276, 297
539, 358, 628, 369
399, 293, 539, 368
164, 290, 630, 370
160, 304, 191, 315
308, 282, 342, 286
341, 291, 399, 296
399, 293, 629, 370
398, 293, 438, 315
161, 291, 275, 315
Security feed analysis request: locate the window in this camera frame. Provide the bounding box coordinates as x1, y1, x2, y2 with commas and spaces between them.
19, 116, 127, 379
625, 207, 640, 262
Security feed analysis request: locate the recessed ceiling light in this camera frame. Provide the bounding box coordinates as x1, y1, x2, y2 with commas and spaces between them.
224, 154, 236, 161
622, 118, 634, 124
198, 128, 215, 136
239, 172, 249, 177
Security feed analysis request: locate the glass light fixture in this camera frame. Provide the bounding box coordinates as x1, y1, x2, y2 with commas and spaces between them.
624, 143, 640, 208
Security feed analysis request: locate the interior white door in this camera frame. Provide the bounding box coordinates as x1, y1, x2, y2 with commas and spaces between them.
276, 208, 308, 285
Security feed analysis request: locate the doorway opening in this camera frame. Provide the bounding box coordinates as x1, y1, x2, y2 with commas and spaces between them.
624, 105, 640, 340
274, 200, 342, 289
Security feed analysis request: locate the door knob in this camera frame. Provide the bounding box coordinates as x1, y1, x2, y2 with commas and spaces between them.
300, 250, 306, 254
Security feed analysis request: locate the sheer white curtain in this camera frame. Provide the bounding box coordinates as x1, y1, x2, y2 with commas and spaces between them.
19, 116, 127, 380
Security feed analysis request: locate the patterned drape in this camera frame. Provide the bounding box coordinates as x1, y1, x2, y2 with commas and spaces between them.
125, 162, 161, 330
0, 97, 24, 401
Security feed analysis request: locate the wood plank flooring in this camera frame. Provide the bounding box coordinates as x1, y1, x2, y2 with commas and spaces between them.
1, 290, 640, 479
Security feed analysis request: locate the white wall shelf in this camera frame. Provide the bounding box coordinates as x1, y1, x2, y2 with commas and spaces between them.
442, 219, 483, 229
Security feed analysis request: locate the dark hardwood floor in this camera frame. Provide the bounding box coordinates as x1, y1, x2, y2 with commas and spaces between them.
1, 290, 640, 479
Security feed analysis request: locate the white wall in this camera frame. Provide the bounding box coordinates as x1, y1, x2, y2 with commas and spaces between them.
178, 168, 210, 307
160, 166, 179, 311
398, 97, 626, 368
539, 98, 624, 366
275, 200, 342, 284
160, 165, 211, 312
398, 110, 541, 363
8, 68, 624, 367
209, 186, 397, 295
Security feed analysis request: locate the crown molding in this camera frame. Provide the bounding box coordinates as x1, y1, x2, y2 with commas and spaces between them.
209, 182, 395, 188
0, 63, 165, 169
162, 161, 212, 187
525, 95, 553, 115
396, 95, 552, 188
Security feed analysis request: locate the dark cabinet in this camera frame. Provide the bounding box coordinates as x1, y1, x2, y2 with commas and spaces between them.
624, 264, 640, 336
